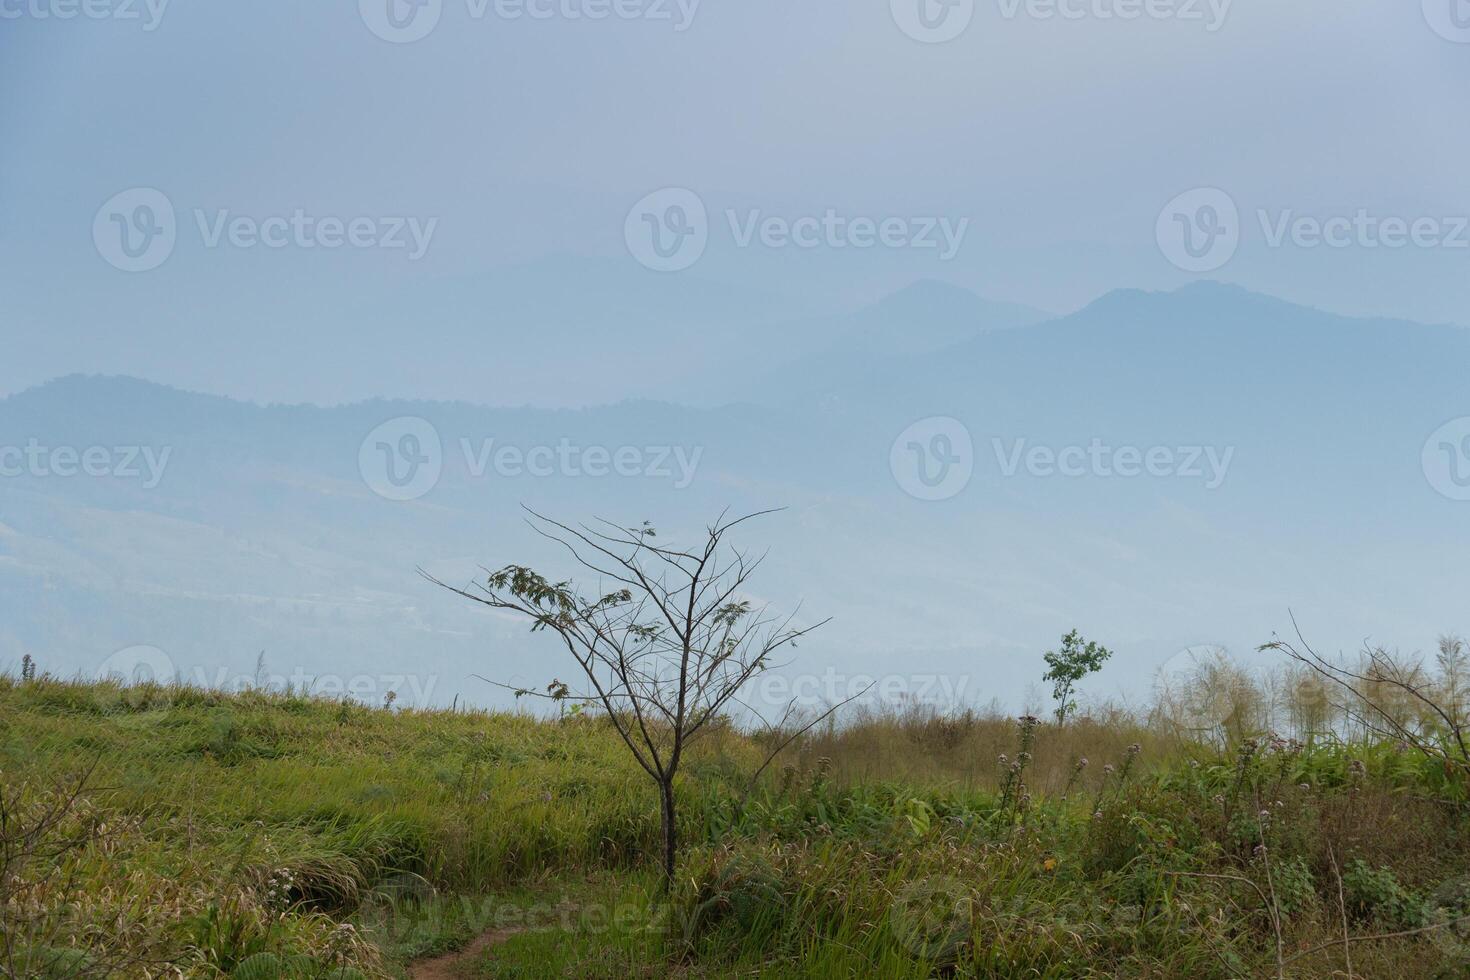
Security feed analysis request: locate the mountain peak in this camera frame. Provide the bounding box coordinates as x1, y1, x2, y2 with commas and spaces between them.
1081, 281, 1295, 319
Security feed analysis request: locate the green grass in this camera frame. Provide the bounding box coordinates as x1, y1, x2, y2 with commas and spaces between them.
5, 675, 1470, 977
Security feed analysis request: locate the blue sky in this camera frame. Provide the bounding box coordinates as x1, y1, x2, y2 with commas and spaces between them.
3, 1, 1470, 404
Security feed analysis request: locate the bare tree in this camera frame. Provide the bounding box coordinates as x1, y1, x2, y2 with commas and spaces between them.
423, 509, 832, 887
1263, 615, 1470, 782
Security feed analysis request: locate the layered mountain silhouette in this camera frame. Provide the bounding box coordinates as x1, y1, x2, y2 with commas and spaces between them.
2, 282, 1465, 712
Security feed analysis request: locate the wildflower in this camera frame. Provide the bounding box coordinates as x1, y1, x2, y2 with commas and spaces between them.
1103, 764, 1115, 775
1298, 782, 1310, 792
1187, 760, 1200, 769
998, 754, 1009, 766
1127, 743, 1141, 756
1092, 810, 1103, 820
1254, 844, 1267, 857
1076, 757, 1089, 769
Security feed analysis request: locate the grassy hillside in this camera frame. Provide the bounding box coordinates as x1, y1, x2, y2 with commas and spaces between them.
4, 673, 1470, 978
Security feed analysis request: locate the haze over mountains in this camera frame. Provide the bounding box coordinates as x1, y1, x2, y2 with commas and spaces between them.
2, 280, 1466, 714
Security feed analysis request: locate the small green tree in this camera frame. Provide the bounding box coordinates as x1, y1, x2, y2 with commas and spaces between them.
1042, 629, 1112, 725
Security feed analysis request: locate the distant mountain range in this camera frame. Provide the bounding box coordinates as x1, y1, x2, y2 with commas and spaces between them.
2, 281, 1466, 715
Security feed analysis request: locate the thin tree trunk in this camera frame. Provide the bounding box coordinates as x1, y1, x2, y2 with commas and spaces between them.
659, 778, 677, 890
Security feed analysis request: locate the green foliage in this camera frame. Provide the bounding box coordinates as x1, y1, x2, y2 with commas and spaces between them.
1270, 855, 1319, 922
1042, 630, 1114, 725
5, 676, 1470, 979
1342, 859, 1427, 929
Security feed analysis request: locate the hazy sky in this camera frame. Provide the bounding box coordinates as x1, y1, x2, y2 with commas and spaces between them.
3, 0, 1469, 403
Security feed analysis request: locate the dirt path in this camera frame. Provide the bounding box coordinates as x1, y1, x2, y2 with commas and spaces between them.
407, 927, 527, 980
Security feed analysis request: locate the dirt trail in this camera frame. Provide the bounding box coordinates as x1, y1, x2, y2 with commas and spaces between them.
407, 927, 527, 980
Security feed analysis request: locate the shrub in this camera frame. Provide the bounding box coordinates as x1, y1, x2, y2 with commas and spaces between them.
1342, 859, 1426, 929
